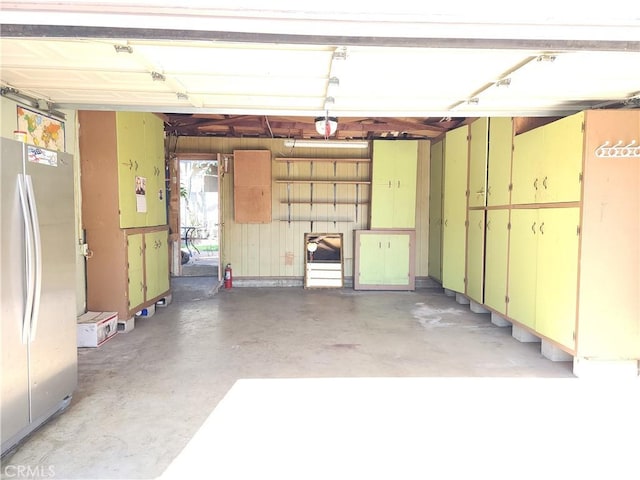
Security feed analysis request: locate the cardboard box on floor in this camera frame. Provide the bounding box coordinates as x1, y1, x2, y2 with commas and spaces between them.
77, 311, 118, 347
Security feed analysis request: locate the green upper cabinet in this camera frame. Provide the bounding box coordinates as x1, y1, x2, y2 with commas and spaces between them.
428, 139, 444, 282
442, 125, 468, 293
370, 140, 418, 228
512, 112, 583, 205
468, 118, 488, 208
538, 112, 584, 204
144, 114, 168, 227
487, 117, 513, 207
116, 112, 166, 228
484, 209, 510, 314
117, 112, 146, 228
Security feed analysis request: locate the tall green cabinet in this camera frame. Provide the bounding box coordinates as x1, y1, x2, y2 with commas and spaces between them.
80, 110, 171, 322
354, 140, 418, 290
442, 124, 468, 293
428, 139, 444, 282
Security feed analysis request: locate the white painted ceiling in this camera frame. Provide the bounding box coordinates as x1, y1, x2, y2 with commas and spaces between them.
1, 2, 639, 132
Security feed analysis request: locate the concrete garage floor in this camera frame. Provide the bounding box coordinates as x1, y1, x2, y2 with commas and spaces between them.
3, 278, 578, 479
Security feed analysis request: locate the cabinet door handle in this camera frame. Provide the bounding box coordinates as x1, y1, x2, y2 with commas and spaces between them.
388, 181, 392, 188
542, 176, 548, 189
540, 222, 545, 234
134, 160, 139, 171
388, 242, 391, 248
379, 242, 382, 248
533, 178, 538, 190
487, 186, 492, 196
397, 180, 400, 188
531, 222, 537, 234
444, 219, 448, 227
486, 220, 491, 230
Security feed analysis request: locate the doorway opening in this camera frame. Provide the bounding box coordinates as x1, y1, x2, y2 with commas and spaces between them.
179, 158, 219, 278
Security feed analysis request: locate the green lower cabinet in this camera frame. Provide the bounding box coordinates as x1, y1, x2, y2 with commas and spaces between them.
484, 209, 510, 314
507, 209, 538, 329
506, 207, 579, 349
354, 230, 415, 290
127, 233, 145, 310
534, 208, 579, 349
144, 229, 170, 300
465, 210, 485, 304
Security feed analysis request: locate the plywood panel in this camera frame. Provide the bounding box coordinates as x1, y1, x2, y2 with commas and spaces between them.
234, 150, 272, 223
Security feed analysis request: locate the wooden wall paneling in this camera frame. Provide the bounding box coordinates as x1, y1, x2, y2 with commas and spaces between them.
79, 110, 120, 231
578, 110, 640, 358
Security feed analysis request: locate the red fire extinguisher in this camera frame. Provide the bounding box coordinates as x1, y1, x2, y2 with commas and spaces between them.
224, 263, 233, 289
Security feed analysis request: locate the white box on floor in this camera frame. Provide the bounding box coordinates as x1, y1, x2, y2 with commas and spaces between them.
77, 311, 118, 347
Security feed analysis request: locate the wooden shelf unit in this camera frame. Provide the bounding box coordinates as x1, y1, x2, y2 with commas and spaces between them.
275, 157, 372, 224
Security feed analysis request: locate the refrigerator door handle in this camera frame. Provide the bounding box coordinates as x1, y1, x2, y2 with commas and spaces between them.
17, 174, 35, 344
25, 175, 43, 342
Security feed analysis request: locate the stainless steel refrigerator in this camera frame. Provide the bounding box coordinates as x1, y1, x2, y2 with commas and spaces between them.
1, 138, 77, 456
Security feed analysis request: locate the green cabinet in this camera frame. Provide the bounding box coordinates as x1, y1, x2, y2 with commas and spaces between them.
512, 112, 583, 205
116, 111, 167, 228
354, 230, 415, 290
465, 209, 485, 304
370, 140, 418, 228
534, 208, 579, 349
80, 110, 170, 321
468, 118, 488, 208
442, 125, 468, 293
487, 118, 513, 207
428, 139, 443, 282
126, 233, 145, 311
144, 229, 170, 301
508, 207, 579, 348
507, 209, 539, 329
484, 209, 510, 314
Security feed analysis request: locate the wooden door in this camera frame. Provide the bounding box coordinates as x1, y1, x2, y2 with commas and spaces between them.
487, 117, 513, 207
511, 127, 542, 205
127, 233, 145, 311
385, 233, 411, 285
117, 112, 147, 228
484, 209, 510, 314
507, 209, 538, 329
540, 112, 584, 204
442, 125, 468, 293
357, 233, 386, 286
535, 207, 580, 349
468, 118, 488, 208
465, 209, 485, 303
392, 141, 418, 228
144, 229, 170, 300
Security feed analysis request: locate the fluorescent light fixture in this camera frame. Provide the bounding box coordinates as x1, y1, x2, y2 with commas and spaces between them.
284, 139, 368, 149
